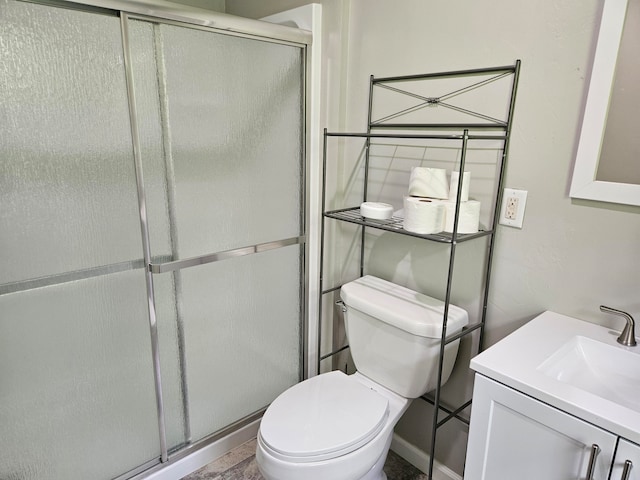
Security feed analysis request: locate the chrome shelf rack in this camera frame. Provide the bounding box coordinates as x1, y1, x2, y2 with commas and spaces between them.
318, 61, 521, 478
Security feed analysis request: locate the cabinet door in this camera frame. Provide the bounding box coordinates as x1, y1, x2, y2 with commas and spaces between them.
611, 439, 640, 480
465, 375, 616, 480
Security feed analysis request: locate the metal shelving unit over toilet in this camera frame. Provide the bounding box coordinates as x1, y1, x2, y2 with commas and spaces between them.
318, 61, 521, 478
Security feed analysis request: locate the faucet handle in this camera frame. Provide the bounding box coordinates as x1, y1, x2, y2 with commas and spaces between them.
600, 305, 637, 347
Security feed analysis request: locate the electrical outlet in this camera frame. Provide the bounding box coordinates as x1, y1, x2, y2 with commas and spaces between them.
499, 188, 527, 228
505, 197, 519, 220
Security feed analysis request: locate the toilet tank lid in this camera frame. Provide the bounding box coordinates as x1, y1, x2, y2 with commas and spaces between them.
340, 276, 469, 338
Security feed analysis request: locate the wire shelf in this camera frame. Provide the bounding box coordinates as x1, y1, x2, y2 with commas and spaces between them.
324, 207, 493, 244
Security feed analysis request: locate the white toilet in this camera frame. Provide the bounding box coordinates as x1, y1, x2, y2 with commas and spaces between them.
256, 275, 469, 480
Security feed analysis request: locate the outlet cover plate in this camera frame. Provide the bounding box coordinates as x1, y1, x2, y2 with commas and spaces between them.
499, 188, 528, 228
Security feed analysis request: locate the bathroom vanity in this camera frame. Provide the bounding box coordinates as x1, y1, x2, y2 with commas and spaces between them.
465, 311, 640, 480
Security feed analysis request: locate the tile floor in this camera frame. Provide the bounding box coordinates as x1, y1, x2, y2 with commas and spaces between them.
181, 438, 429, 480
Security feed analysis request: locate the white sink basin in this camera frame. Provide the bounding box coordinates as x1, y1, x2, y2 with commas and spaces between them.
538, 335, 640, 413
470, 311, 640, 444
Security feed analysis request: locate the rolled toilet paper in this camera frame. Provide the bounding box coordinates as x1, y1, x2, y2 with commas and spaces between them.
408, 167, 449, 199
449, 171, 470, 202
443, 200, 481, 234
403, 196, 445, 234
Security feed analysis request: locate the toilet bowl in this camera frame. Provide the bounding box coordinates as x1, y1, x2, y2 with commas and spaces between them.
256, 371, 409, 480
256, 275, 469, 480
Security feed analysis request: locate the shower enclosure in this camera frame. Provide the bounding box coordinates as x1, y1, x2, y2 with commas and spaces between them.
0, 1, 309, 479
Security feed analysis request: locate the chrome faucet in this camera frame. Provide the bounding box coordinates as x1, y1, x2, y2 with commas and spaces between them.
600, 305, 637, 347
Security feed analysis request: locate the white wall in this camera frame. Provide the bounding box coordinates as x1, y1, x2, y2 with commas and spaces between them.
228, 0, 640, 476
169, 0, 225, 12
342, 0, 640, 330
344, 0, 640, 475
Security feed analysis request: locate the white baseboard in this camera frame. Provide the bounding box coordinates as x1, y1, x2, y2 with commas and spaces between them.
391, 434, 462, 480
141, 419, 259, 480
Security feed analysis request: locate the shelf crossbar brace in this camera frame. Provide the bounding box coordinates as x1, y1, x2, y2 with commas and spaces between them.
436, 399, 473, 428
372, 70, 511, 127
420, 395, 472, 427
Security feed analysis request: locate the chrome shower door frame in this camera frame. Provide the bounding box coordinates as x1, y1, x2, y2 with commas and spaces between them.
114, 6, 311, 472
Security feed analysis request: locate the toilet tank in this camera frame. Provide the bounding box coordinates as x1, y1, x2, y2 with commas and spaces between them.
340, 275, 469, 398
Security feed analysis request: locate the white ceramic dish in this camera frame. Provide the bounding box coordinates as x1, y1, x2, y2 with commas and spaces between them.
360, 202, 393, 220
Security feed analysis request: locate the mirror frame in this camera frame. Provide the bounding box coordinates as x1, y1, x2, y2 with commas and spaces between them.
570, 0, 639, 206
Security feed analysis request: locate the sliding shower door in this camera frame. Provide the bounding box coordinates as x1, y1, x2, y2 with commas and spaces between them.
1, 1, 306, 479
126, 17, 305, 447
0, 2, 164, 479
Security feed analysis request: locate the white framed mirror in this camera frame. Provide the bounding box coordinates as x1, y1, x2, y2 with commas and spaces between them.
570, 0, 640, 206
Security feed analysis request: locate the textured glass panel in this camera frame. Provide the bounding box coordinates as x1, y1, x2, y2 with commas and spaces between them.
126, 20, 173, 259
152, 273, 188, 449
0, 0, 142, 285
128, 18, 305, 447
155, 245, 301, 442
0, 270, 160, 480
131, 20, 304, 259
124, 20, 190, 451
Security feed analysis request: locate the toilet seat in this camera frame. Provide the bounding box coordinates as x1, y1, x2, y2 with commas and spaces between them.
259, 371, 389, 463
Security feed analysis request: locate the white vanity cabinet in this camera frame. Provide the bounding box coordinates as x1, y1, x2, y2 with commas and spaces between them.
611, 439, 640, 480
463, 311, 640, 480
465, 375, 617, 480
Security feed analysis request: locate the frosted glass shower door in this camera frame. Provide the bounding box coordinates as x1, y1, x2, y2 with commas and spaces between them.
127, 19, 305, 444
0, 1, 164, 479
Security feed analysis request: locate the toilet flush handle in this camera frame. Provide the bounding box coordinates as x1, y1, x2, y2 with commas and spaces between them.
335, 300, 347, 313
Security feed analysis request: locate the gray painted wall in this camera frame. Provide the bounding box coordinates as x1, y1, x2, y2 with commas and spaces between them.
228, 0, 640, 475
